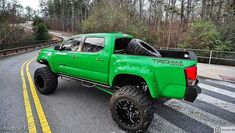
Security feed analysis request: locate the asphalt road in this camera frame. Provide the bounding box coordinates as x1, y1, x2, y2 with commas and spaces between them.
0, 50, 235, 133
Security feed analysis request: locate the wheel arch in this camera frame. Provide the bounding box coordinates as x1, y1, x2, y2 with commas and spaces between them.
37, 59, 56, 73
111, 73, 158, 99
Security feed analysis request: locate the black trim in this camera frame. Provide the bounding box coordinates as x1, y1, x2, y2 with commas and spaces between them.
158, 50, 198, 61
184, 79, 201, 102
59, 74, 115, 91
37, 59, 48, 65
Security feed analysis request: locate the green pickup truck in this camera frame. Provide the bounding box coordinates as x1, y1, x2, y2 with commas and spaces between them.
34, 33, 201, 132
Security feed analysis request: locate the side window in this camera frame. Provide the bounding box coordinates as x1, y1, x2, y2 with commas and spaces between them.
62, 37, 82, 52
81, 37, 105, 53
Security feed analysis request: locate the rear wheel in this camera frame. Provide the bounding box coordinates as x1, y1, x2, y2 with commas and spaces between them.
109, 85, 154, 132
34, 66, 58, 94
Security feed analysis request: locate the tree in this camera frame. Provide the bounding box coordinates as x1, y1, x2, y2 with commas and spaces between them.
25, 6, 33, 20
33, 17, 44, 26
180, 21, 232, 51
38, 0, 235, 50
33, 17, 50, 40
0, 0, 30, 44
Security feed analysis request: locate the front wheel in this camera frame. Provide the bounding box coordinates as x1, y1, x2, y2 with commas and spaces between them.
109, 85, 154, 132
34, 66, 58, 94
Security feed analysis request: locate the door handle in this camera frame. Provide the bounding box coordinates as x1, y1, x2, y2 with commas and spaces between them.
96, 58, 104, 61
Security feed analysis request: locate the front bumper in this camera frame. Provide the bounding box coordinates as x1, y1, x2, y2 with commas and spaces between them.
184, 79, 201, 102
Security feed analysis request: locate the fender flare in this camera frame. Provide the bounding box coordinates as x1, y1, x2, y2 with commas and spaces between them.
37, 56, 56, 73
110, 67, 159, 98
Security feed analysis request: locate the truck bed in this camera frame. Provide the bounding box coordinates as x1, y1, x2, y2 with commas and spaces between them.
115, 49, 197, 61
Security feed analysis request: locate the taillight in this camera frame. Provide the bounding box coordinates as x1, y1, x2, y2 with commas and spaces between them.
185, 66, 197, 86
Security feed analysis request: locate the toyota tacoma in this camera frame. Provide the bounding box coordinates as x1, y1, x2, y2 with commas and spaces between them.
34, 33, 201, 132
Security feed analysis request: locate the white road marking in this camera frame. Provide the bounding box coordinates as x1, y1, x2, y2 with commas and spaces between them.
164, 99, 235, 128
205, 79, 235, 89
199, 83, 235, 99
149, 114, 186, 133
197, 94, 235, 113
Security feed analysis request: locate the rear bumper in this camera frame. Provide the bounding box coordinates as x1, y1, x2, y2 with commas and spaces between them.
184, 79, 201, 102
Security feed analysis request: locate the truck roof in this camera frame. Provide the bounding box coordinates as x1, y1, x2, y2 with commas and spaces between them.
74, 33, 133, 38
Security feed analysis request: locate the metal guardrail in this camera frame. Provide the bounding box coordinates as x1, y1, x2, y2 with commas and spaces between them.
0, 40, 62, 58
0, 40, 49, 50
159, 47, 235, 66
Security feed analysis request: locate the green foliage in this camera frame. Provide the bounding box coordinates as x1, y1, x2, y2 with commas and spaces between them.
180, 21, 232, 51
81, 2, 127, 32
218, 20, 235, 51
81, 1, 150, 43
33, 17, 44, 26
33, 17, 50, 41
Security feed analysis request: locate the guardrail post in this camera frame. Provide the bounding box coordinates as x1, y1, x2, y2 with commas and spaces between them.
209, 51, 212, 64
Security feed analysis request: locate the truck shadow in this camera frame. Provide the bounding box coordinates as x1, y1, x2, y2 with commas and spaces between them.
40, 78, 212, 133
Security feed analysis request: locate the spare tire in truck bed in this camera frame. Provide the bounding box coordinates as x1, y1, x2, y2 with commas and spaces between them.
126, 39, 161, 57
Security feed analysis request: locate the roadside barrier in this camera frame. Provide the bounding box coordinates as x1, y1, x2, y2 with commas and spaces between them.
0, 40, 62, 58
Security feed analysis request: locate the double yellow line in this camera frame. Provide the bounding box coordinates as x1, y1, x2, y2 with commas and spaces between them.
21, 59, 52, 133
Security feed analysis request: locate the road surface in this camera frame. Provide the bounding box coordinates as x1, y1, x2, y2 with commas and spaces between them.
0, 49, 235, 133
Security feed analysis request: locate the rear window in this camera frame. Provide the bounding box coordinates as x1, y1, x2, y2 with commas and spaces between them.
81, 37, 105, 53
115, 38, 132, 53
84, 37, 105, 47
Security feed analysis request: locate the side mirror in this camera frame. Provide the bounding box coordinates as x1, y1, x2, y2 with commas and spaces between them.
54, 45, 61, 50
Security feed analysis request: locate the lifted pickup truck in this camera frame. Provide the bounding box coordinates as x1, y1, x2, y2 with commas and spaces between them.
34, 33, 201, 132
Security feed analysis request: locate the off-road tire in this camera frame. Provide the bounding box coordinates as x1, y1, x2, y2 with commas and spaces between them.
126, 39, 161, 57
34, 66, 58, 94
110, 85, 154, 132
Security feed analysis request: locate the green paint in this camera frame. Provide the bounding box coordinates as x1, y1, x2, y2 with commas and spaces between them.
37, 33, 197, 100
95, 86, 113, 95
